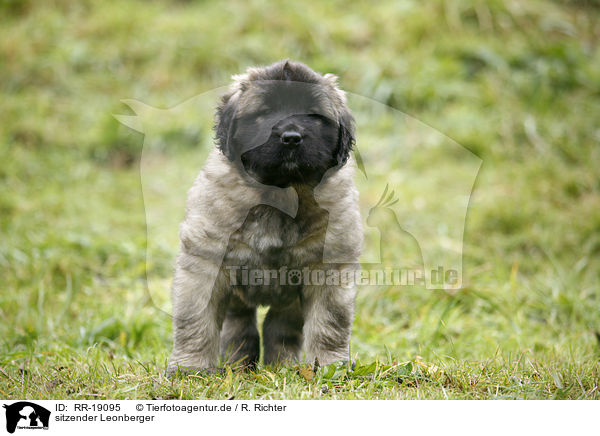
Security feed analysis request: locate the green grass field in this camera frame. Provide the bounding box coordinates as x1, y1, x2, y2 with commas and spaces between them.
1, 0, 599, 399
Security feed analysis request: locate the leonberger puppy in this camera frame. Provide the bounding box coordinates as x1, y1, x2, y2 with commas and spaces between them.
167, 60, 362, 375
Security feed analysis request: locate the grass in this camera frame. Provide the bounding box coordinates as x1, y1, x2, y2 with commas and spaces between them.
1, 0, 599, 399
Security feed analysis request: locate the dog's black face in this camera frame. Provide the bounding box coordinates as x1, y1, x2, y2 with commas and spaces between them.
238, 112, 339, 188
215, 61, 355, 189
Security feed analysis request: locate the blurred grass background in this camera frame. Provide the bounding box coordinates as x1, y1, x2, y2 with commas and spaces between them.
1, 0, 599, 399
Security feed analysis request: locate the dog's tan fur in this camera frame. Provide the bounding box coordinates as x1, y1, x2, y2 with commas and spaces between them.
167, 61, 362, 375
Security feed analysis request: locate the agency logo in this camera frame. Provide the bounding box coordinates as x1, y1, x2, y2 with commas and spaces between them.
2, 402, 50, 434
115, 82, 481, 318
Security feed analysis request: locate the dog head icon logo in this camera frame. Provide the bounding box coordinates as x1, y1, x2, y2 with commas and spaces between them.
3, 402, 50, 433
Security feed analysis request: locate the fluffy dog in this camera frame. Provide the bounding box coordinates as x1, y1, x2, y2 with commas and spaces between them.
167, 60, 362, 375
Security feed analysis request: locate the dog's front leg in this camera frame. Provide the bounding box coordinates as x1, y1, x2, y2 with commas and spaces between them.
167, 253, 228, 376
301, 274, 357, 366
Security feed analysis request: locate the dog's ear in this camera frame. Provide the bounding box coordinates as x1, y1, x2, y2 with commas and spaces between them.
215, 91, 238, 161
336, 107, 355, 166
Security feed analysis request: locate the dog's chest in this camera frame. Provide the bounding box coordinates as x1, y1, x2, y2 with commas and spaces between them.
223, 203, 328, 306
243, 212, 295, 260
230, 204, 324, 266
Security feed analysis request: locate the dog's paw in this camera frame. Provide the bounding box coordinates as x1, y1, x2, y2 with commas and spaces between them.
166, 365, 225, 378
312, 358, 356, 372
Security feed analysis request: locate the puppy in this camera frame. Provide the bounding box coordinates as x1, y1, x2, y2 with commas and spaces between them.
167, 60, 362, 375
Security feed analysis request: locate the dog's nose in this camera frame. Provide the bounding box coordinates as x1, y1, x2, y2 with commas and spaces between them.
280, 131, 303, 146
